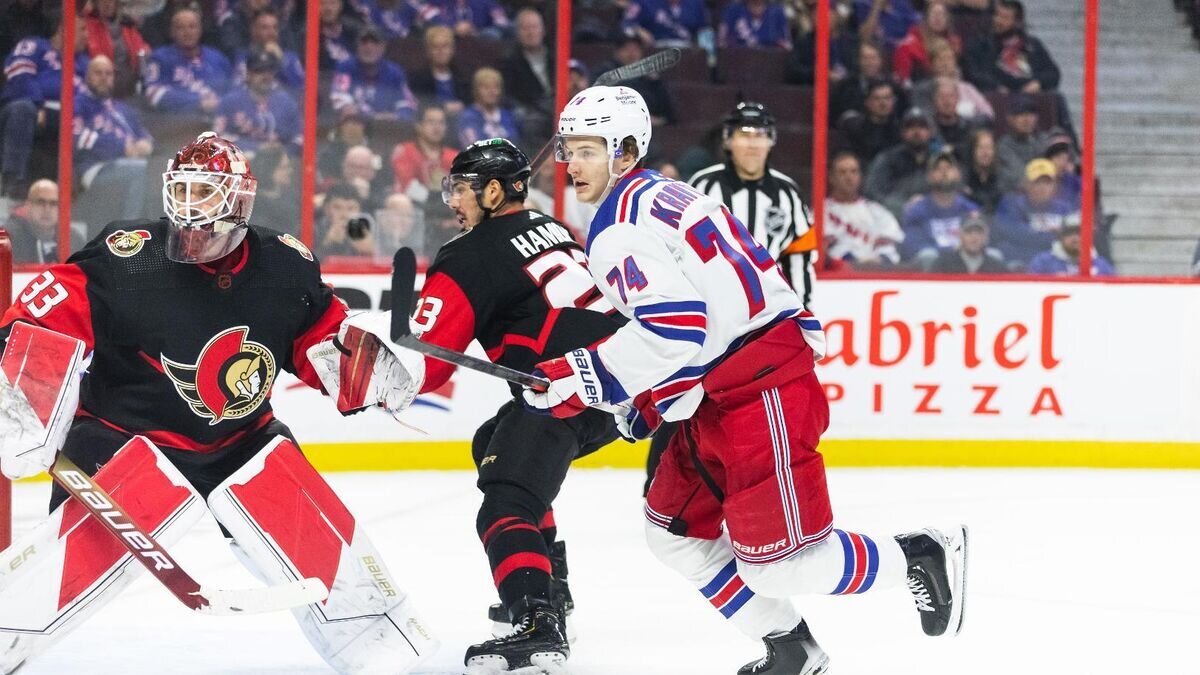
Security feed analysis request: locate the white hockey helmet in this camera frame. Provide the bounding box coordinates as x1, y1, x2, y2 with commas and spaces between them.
555, 86, 652, 164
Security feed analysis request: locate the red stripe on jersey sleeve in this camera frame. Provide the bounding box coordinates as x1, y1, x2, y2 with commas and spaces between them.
1, 264, 95, 351
416, 271, 476, 394
290, 286, 349, 391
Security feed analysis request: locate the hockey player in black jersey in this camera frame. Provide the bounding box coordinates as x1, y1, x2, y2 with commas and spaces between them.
0, 133, 437, 674
397, 138, 623, 672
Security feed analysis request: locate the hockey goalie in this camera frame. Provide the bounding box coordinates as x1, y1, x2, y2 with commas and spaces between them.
0, 133, 435, 674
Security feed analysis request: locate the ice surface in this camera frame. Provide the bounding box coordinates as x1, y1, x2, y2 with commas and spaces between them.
9, 467, 1199, 674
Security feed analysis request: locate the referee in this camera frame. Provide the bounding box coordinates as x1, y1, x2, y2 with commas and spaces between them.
689, 101, 817, 307
643, 101, 819, 495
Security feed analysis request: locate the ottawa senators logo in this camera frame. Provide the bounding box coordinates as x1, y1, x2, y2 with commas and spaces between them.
162, 327, 276, 425
278, 233, 314, 261
106, 229, 152, 257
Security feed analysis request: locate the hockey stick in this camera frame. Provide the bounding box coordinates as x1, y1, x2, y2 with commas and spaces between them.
527, 47, 683, 175
389, 249, 630, 415
389, 248, 551, 391
49, 454, 328, 615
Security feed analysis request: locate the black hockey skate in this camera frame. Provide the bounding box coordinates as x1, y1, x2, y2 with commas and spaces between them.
466, 605, 569, 674
896, 525, 969, 637
737, 621, 830, 675
489, 541, 574, 639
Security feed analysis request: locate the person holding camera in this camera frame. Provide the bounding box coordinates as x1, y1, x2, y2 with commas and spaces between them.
316, 181, 377, 258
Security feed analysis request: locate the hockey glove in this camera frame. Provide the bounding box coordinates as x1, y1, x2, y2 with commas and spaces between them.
308, 316, 426, 415
522, 349, 608, 419
615, 391, 661, 441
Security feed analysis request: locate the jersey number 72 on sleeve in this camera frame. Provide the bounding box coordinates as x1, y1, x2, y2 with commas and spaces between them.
20, 271, 70, 319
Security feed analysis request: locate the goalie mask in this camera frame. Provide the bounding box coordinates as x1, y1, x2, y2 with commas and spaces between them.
162, 132, 257, 263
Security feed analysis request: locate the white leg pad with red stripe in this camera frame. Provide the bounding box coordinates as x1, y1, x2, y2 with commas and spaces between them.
207, 437, 438, 675
645, 523, 801, 639
0, 437, 204, 673
737, 529, 907, 598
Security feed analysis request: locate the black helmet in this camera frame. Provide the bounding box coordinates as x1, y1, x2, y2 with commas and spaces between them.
442, 138, 532, 213
722, 101, 777, 143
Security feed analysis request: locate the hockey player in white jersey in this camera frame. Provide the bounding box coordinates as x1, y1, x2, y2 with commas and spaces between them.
523, 86, 969, 674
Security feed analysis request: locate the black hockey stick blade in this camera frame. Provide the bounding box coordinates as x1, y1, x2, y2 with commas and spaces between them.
391, 247, 418, 341
593, 47, 682, 86
529, 48, 683, 175
388, 247, 551, 391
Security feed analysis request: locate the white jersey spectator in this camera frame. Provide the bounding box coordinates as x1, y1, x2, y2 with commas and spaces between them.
825, 153, 904, 266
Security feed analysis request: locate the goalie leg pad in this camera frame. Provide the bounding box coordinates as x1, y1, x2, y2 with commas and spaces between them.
0, 437, 203, 669
207, 437, 438, 674
0, 322, 86, 479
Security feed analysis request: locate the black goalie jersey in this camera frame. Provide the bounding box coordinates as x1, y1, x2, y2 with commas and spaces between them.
0, 219, 346, 452
415, 209, 625, 395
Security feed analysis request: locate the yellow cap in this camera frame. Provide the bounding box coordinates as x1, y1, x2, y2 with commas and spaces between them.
1025, 158, 1057, 182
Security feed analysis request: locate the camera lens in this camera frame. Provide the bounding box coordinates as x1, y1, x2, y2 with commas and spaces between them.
347, 215, 371, 240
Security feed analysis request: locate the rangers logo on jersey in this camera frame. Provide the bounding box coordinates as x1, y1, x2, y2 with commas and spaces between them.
105, 229, 153, 257
162, 327, 276, 425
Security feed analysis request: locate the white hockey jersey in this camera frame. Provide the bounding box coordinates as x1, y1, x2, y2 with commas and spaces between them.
585, 169, 826, 421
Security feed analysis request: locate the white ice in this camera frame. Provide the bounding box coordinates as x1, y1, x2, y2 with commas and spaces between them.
9, 467, 1200, 675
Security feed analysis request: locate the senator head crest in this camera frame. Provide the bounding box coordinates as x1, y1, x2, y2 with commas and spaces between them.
162, 326, 276, 425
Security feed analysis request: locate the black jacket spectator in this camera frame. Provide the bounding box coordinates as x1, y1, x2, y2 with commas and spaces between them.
828, 41, 910, 126
501, 8, 553, 111
865, 107, 935, 215
962, 0, 1060, 93
930, 246, 1008, 273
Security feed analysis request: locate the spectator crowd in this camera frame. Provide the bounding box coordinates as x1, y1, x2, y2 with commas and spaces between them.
0, 0, 1116, 276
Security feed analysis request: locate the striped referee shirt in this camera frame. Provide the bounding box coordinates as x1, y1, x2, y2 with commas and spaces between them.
689, 162, 817, 308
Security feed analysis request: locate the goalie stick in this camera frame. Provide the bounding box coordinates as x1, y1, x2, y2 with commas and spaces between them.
527, 47, 682, 175
49, 453, 328, 615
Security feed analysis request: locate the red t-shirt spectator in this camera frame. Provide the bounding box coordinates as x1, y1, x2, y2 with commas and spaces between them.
391, 141, 456, 195
891, 2, 960, 84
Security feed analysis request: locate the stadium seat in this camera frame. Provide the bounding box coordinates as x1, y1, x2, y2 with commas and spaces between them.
719, 47, 786, 85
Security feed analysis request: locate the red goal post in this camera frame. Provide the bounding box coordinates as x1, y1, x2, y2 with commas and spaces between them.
0, 229, 10, 550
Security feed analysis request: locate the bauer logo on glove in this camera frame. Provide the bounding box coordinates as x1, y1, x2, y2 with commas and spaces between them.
522, 348, 611, 418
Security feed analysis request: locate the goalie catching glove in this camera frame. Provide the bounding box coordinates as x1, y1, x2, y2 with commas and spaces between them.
0, 322, 88, 479
308, 312, 425, 415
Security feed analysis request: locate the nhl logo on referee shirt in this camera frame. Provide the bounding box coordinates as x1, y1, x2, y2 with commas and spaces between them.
105, 229, 153, 257
162, 326, 277, 424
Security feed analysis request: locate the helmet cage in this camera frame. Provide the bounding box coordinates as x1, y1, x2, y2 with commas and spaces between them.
162, 169, 255, 263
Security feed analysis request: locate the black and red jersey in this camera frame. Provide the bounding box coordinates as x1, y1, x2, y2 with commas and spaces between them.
415, 209, 624, 394
0, 219, 345, 452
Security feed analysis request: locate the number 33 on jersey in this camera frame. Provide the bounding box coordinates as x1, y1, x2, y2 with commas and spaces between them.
585, 169, 825, 421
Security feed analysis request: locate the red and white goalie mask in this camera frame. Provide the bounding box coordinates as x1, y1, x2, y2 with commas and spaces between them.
162, 132, 258, 263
